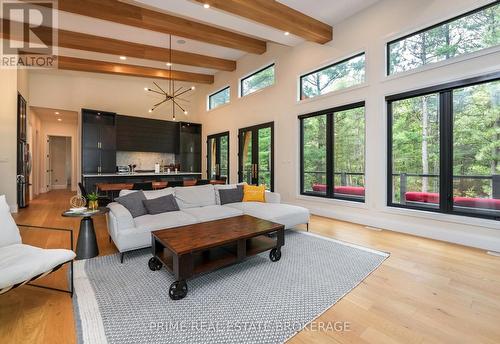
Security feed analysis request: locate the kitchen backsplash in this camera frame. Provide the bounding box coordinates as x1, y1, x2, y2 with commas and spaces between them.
116, 151, 175, 170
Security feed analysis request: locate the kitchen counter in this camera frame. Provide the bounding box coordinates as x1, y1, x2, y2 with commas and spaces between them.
83, 172, 202, 178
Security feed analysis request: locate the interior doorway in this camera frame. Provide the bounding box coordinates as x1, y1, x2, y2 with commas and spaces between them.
48, 136, 72, 190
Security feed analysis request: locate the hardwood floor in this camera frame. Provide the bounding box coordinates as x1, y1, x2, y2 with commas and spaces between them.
1, 190, 499, 343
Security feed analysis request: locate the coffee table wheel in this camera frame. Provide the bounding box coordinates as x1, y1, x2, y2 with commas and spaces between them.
169, 280, 188, 300
148, 257, 163, 271
269, 248, 281, 262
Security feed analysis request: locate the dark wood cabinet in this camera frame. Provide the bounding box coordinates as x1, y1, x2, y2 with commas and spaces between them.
178, 122, 202, 173
82, 109, 116, 174
116, 115, 179, 153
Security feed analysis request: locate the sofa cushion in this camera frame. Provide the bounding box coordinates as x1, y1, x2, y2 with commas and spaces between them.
133, 211, 197, 233
0, 244, 75, 289
224, 202, 309, 229
219, 186, 244, 205
119, 188, 174, 200
116, 191, 148, 218
0, 195, 21, 248
214, 183, 246, 205
182, 205, 243, 222
143, 194, 180, 215
174, 184, 216, 209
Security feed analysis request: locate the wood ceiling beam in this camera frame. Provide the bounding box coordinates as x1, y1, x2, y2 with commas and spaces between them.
29, 0, 267, 54
195, 0, 333, 44
54, 56, 214, 84
2, 19, 236, 71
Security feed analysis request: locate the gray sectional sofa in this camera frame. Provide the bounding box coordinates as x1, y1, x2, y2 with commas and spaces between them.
106, 184, 310, 260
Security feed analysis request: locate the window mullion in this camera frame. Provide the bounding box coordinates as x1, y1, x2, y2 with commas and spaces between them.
439, 91, 453, 213
326, 113, 334, 198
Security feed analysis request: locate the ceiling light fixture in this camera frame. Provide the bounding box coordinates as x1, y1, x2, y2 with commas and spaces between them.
284, 31, 290, 36
145, 35, 194, 121
203, 4, 210, 9
120, 56, 127, 60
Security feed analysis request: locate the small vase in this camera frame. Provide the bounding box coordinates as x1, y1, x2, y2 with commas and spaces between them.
88, 200, 98, 210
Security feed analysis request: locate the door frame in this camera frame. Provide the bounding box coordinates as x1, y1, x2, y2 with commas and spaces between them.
206, 131, 230, 182
238, 122, 274, 191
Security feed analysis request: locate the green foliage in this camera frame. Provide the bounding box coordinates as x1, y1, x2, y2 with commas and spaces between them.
302, 54, 365, 99
242, 65, 275, 96
209, 88, 230, 109
389, 3, 499, 74
86, 192, 99, 202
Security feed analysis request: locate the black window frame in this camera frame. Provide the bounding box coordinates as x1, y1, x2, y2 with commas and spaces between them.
299, 101, 366, 203
240, 63, 275, 97
207, 131, 230, 183
386, 72, 500, 221
299, 52, 366, 100
386, 1, 500, 76
208, 86, 230, 110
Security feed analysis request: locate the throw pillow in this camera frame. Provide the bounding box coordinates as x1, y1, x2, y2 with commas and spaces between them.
142, 194, 180, 215
115, 191, 148, 218
242, 185, 266, 203
219, 185, 244, 205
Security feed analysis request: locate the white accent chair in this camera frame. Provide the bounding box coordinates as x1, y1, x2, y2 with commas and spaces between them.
0, 195, 76, 295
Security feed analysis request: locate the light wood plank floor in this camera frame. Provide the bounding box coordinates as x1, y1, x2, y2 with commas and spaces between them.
1, 190, 499, 343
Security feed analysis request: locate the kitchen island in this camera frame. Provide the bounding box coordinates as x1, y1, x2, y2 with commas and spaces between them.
83, 172, 202, 194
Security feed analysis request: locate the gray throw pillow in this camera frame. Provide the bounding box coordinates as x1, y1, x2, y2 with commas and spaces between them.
116, 191, 147, 218
219, 185, 244, 205
143, 194, 180, 215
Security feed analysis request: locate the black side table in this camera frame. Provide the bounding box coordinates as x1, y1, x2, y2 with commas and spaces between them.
62, 207, 109, 260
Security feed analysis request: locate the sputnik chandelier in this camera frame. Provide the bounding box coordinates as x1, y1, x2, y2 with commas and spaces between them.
145, 35, 195, 121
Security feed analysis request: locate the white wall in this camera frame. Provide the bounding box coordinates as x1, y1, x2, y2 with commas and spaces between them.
29, 69, 201, 123
194, 0, 500, 250
0, 69, 19, 211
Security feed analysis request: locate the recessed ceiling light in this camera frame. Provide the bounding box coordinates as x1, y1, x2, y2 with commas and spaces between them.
55, 111, 59, 115
177, 39, 186, 45
284, 31, 290, 36
57, 118, 62, 122
119, 56, 127, 60
166, 62, 172, 66
203, 3, 210, 9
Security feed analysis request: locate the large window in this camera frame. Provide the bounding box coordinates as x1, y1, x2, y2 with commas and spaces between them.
387, 75, 500, 220
208, 86, 230, 110
387, 2, 500, 75
240, 64, 275, 97
300, 53, 366, 100
300, 102, 365, 202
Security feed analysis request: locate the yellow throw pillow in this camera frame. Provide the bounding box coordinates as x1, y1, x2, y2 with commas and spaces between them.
243, 185, 266, 202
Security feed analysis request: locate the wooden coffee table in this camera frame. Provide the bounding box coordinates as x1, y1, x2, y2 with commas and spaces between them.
149, 215, 285, 300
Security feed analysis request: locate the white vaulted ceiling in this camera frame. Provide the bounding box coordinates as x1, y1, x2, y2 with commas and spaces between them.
9, 0, 381, 80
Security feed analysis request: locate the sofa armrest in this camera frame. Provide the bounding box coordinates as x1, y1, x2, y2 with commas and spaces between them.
265, 191, 281, 204
107, 202, 135, 238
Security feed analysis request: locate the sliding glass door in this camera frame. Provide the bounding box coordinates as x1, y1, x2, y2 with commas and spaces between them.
207, 132, 229, 182
238, 122, 274, 191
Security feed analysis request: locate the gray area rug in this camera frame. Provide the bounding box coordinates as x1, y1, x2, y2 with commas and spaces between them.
73, 230, 389, 344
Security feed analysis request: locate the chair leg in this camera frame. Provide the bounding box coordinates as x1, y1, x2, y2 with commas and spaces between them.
70, 260, 74, 297
306, 223, 309, 232
120, 252, 124, 264
109, 235, 111, 243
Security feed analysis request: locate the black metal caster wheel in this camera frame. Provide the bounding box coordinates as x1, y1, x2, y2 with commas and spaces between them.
148, 257, 162, 271
169, 280, 188, 300
269, 248, 281, 262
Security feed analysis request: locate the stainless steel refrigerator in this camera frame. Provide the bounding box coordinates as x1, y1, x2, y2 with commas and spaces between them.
17, 94, 30, 208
